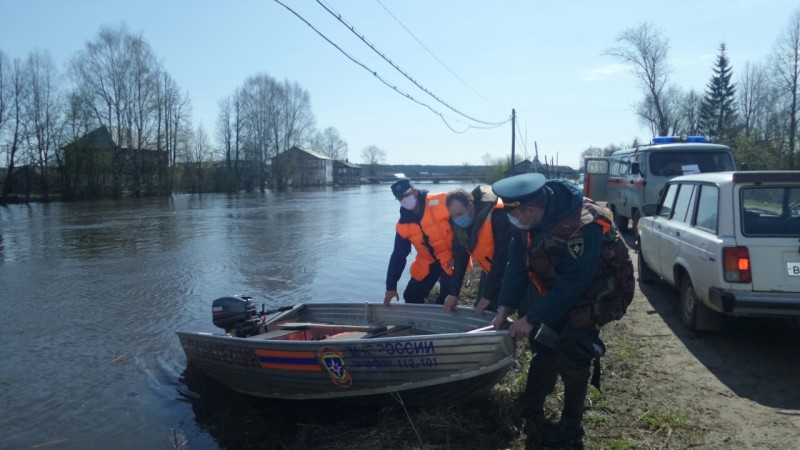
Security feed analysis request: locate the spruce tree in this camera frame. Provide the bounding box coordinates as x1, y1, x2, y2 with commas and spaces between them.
699, 43, 737, 141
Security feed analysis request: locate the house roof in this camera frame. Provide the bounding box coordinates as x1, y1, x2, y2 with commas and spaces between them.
334, 160, 361, 168
62, 126, 117, 150
289, 146, 331, 160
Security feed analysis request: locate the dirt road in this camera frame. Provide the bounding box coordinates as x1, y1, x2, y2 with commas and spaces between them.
613, 238, 800, 449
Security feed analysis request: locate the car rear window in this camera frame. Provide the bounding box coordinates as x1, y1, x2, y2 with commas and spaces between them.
741, 186, 800, 236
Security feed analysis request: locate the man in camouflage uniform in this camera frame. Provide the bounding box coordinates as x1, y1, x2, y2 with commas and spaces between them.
491, 173, 620, 447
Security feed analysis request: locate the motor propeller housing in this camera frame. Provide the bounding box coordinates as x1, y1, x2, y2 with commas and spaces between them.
211, 295, 260, 336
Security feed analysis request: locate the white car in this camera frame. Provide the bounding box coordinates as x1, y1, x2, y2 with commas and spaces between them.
637, 171, 800, 331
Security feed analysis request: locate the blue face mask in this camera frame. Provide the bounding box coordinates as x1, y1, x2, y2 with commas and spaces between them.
453, 214, 473, 228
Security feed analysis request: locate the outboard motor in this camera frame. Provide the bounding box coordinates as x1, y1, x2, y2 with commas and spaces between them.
212, 295, 262, 337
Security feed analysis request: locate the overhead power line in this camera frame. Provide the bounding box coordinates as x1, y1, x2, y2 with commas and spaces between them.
273, 0, 509, 133
314, 0, 507, 127
374, 0, 506, 111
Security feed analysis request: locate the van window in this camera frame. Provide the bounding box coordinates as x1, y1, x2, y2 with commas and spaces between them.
610, 158, 621, 176
586, 159, 608, 174
649, 151, 734, 176
620, 156, 630, 175
695, 185, 719, 232
630, 153, 643, 175
659, 184, 679, 218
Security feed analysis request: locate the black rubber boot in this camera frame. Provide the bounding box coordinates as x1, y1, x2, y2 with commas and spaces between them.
541, 418, 585, 446
559, 357, 591, 423
518, 343, 558, 420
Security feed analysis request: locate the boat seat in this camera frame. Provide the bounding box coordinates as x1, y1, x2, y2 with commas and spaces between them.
247, 329, 302, 340
362, 324, 413, 338
326, 331, 369, 340
277, 322, 383, 332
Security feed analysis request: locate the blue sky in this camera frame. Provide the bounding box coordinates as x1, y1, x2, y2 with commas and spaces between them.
1, 0, 797, 168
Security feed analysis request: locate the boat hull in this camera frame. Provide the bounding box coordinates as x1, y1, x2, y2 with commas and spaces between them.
177, 302, 516, 404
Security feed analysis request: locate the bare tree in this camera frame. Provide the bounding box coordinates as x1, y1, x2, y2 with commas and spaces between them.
70, 24, 171, 196
61, 89, 97, 198
1, 58, 27, 203
311, 126, 348, 160
239, 74, 280, 190
277, 79, 315, 153
605, 23, 673, 136
22, 50, 62, 201
738, 62, 770, 138
217, 95, 233, 169
184, 124, 211, 193
771, 8, 800, 169
678, 89, 703, 136
0, 50, 8, 138
361, 145, 386, 176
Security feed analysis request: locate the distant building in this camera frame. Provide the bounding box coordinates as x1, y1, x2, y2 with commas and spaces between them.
504, 157, 577, 180
333, 159, 361, 185
505, 160, 534, 176
63, 126, 168, 198
271, 146, 334, 186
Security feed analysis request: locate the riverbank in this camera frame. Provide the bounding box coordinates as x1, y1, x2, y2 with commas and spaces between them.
175, 267, 695, 450
198, 260, 800, 450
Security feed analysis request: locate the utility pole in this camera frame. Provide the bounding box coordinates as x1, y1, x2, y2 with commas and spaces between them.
510, 109, 516, 174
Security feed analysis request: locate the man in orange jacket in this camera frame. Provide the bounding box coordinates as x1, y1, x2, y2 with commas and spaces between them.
384, 178, 454, 305
442, 186, 511, 315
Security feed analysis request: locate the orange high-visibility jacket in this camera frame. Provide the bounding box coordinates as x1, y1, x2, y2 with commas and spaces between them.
396, 192, 454, 281
468, 203, 505, 273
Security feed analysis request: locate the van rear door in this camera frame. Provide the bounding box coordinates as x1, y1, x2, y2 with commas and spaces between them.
584, 157, 610, 202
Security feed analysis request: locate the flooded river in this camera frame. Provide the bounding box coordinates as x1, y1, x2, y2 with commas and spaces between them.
0, 183, 463, 449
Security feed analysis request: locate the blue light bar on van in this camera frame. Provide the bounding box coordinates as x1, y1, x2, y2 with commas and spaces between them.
651, 136, 677, 144
651, 135, 707, 144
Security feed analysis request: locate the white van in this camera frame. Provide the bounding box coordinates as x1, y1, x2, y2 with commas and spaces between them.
584, 136, 736, 231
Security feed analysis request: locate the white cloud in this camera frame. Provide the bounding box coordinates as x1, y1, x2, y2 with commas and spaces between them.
582, 64, 628, 81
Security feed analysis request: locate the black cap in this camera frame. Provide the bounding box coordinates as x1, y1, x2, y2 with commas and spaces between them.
390, 178, 413, 199
492, 173, 546, 208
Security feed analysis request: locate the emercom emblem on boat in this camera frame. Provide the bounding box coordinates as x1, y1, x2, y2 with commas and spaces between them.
319, 347, 353, 388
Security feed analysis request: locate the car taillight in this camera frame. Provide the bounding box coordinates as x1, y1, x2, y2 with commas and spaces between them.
723, 247, 752, 283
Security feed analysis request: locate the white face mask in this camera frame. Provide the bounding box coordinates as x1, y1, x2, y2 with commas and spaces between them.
399, 195, 417, 210
508, 210, 532, 230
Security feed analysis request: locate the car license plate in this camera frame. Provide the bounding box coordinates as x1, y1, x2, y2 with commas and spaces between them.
788, 262, 800, 277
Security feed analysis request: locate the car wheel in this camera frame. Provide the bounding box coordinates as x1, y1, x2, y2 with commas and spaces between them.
679, 275, 721, 331
637, 246, 656, 283
614, 211, 629, 231
632, 210, 641, 231
680, 275, 698, 330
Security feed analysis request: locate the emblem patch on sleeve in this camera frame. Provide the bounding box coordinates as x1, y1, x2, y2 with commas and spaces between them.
566, 236, 585, 259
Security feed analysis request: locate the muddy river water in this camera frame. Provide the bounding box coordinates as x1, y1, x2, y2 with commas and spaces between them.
0, 183, 462, 449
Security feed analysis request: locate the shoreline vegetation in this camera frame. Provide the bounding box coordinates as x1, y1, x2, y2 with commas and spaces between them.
176, 267, 700, 450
